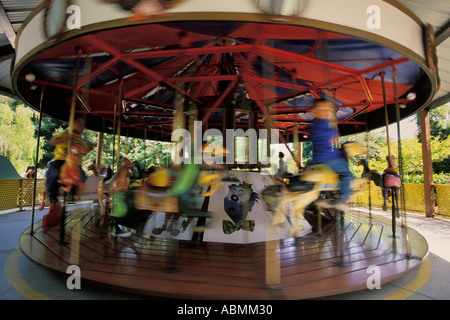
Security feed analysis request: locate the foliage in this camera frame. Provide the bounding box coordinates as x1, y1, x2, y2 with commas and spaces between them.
338, 126, 450, 184
0, 96, 174, 176
92, 134, 174, 171
339, 129, 387, 163
33, 116, 67, 168
432, 172, 450, 185
416, 102, 450, 142
78, 131, 174, 174
1, 96, 450, 185
0, 99, 39, 174
433, 158, 450, 175
402, 172, 450, 185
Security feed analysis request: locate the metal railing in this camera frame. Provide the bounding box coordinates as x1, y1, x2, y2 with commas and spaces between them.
1, 179, 449, 217
0, 179, 45, 211
352, 181, 450, 217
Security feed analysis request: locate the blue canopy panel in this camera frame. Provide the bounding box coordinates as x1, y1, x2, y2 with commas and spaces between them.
14, 20, 430, 141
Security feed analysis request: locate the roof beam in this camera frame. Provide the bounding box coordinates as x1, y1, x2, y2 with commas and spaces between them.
425, 92, 450, 111
256, 45, 360, 75
0, 3, 15, 48
436, 19, 450, 46
85, 34, 203, 105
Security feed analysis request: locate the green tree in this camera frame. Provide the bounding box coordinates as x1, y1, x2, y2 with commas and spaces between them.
416, 102, 450, 141
430, 135, 450, 176
339, 129, 388, 176
79, 131, 174, 176
33, 116, 66, 168
0, 102, 39, 173
414, 103, 450, 178
0, 102, 14, 157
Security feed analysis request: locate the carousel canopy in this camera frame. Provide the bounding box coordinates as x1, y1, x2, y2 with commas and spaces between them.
5, 0, 449, 142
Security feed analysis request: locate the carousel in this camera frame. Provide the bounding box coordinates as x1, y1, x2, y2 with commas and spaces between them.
13, 0, 437, 299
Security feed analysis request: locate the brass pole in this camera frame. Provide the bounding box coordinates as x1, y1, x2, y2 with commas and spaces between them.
380, 71, 396, 237
96, 131, 104, 168
143, 128, 147, 169
111, 102, 117, 170
30, 87, 45, 235
380, 72, 392, 159
365, 113, 372, 222
115, 79, 124, 171
60, 48, 83, 245
393, 70, 410, 257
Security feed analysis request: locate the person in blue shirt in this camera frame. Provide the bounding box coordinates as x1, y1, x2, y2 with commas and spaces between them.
309, 98, 353, 211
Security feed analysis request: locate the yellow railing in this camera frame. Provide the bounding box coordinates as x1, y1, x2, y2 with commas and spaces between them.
1, 179, 449, 217
353, 181, 450, 217
0, 179, 45, 211
436, 184, 450, 216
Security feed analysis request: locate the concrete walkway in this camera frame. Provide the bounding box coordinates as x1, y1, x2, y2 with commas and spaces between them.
325, 206, 450, 300
1, 204, 449, 300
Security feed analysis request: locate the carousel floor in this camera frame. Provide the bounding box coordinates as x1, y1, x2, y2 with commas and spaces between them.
19, 206, 428, 300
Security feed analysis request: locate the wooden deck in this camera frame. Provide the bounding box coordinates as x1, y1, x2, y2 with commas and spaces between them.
19, 206, 429, 300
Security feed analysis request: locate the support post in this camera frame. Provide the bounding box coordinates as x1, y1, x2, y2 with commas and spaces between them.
420, 109, 435, 217
298, 141, 303, 171
96, 131, 104, 168
265, 240, 281, 288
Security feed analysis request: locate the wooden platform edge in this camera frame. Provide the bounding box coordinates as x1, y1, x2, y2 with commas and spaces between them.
18, 208, 430, 300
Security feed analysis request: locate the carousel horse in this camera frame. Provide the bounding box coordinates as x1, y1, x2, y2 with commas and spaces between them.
97, 157, 133, 214
382, 155, 402, 214
262, 142, 368, 237
140, 165, 221, 236
340, 142, 371, 196
97, 157, 156, 236
358, 159, 383, 189
262, 166, 340, 237
109, 164, 222, 237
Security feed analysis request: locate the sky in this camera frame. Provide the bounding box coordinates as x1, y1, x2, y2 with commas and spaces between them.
384, 115, 419, 141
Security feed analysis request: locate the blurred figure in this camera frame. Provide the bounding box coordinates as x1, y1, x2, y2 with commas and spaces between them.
274, 152, 288, 179
42, 118, 92, 228
382, 155, 401, 215
310, 99, 353, 211
39, 161, 52, 210
45, 118, 92, 203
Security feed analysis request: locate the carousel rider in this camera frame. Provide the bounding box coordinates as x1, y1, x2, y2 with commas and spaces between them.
309, 98, 353, 211
45, 118, 93, 203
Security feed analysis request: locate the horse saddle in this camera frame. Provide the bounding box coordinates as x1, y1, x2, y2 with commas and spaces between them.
384, 174, 401, 188
301, 164, 340, 185
135, 186, 178, 212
